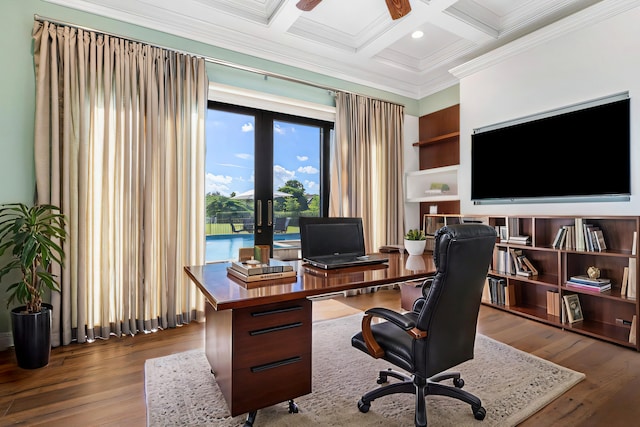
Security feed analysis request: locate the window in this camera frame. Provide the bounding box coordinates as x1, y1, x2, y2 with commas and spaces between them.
205, 101, 333, 262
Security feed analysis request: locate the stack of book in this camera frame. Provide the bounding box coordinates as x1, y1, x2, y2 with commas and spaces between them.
551, 219, 607, 251
565, 275, 611, 293
507, 235, 531, 245
483, 276, 514, 306
227, 259, 296, 283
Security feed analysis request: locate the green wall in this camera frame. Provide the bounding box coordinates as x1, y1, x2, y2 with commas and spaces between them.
418, 85, 460, 116
0, 0, 457, 336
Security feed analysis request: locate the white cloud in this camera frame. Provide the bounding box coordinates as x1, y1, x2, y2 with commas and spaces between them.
235, 153, 252, 160
274, 123, 285, 135
297, 165, 318, 174
297, 155, 308, 161
241, 122, 254, 132
206, 173, 233, 195
273, 165, 295, 188
305, 180, 317, 191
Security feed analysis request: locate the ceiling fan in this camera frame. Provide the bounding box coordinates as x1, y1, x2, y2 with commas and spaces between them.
296, 0, 412, 20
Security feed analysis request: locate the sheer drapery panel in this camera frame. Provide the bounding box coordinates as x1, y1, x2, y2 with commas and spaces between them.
32, 21, 207, 346
331, 92, 405, 253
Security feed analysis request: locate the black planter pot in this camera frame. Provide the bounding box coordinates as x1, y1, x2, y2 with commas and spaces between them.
10, 303, 53, 369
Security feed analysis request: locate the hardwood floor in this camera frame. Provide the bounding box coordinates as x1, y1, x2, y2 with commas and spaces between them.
1, 288, 639, 426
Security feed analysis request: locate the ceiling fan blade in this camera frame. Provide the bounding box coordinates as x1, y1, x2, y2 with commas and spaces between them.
385, 0, 412, 20
296, 0, 323, 12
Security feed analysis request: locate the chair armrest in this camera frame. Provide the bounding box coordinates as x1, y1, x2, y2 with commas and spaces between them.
365, 307, 415, 330
361, 307, 427, 359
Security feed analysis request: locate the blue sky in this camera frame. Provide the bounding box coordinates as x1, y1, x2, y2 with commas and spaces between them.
205, 109, 321, 197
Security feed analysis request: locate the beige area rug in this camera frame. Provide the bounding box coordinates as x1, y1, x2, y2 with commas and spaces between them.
145, 314, 584, 426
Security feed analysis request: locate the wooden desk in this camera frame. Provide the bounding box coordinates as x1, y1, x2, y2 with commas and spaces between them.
184, 252, 435, 420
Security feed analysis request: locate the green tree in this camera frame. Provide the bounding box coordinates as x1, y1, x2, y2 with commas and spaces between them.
279, 180, 309, 211
284, 197, 301, 212
307, 195, 320, 215
206, 192, 251, 222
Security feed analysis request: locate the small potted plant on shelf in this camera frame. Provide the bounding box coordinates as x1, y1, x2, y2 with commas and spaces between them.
404, 229, 427, 256
0, 203, 67, 369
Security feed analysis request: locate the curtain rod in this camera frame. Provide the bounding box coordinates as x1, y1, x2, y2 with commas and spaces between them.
33, 14, 403, 107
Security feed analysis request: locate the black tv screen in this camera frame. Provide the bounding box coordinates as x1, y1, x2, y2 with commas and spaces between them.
471, 96, 630, 203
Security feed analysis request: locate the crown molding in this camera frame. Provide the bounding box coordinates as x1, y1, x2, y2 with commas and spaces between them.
450, 0, 640, 79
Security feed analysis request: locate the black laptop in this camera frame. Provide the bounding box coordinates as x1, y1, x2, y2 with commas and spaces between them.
299, 217, 388, 270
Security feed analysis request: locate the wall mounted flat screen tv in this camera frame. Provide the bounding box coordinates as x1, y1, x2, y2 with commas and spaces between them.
471, 94, 630, 204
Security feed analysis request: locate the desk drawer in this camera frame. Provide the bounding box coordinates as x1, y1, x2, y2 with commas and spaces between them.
233, 299, 312, 368
234, 321, 311, 368
230, 352, 311, 416
233, 299, 311, 331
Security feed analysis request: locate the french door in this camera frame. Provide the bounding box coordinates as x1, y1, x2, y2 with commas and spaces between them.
205, 101, 333, 262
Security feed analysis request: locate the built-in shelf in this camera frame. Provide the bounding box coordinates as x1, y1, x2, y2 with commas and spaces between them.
412, 131, 460, 147
404, 165, 459, 203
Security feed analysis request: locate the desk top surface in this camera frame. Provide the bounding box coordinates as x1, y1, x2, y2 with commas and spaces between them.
185, 252, 436, 310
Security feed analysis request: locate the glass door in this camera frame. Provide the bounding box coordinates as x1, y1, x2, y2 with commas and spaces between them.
205, 102, 332, 263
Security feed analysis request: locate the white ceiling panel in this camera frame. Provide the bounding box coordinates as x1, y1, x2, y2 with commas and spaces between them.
43, 0, 615, 98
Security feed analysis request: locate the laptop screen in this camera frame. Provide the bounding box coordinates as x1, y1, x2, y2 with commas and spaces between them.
299, 217, 365, 259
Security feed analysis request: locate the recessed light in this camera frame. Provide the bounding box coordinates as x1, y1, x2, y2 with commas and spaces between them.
412, 31, 424, 39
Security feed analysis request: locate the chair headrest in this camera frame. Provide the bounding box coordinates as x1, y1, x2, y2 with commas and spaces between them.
433, 223, 497, 269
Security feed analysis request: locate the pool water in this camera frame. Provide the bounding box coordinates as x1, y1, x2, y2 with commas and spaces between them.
206, 233, 300, 262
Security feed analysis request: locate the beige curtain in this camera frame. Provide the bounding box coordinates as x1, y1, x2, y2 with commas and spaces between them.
331, 92, 405, 253
32, 21, 207, 346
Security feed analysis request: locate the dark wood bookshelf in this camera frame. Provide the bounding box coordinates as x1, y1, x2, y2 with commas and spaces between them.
411, 104, 460, 214
424, 214, 640, 350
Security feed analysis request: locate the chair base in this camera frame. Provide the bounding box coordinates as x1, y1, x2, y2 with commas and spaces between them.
357, 368, 486, 427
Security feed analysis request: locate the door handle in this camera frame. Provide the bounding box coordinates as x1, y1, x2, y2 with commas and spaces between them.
257, 200, 262, 227
268, 200, 273, 226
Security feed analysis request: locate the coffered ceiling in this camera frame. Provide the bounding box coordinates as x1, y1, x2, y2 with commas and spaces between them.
45, 0, 605, 99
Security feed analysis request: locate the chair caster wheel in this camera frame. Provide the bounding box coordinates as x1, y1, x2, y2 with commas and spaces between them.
453, 377, 464, 388
357, 399, 370, 413
376, 376, 387, 384
288, 400, 299, 414
473, 406, 486, 420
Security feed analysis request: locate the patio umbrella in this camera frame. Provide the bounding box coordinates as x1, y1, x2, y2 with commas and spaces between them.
232, 189, 293, 199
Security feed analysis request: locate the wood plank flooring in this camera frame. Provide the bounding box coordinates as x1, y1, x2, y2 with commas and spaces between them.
1, 288, 639, 426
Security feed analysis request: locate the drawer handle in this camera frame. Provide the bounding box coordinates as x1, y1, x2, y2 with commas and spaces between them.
249, 322, 302, 336
251, 305, 303, 317
251, 356, 301, 373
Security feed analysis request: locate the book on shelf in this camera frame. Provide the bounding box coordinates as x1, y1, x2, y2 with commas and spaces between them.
508, 235, 531, 245
560, 225, 576, 249
546, 290, 560, 317
628, 258, 637, 299
506, 217, 520, 241
482, 278, 492, 303
593, 229, 607, 251
574, 218, 585, 251
227, 266, 296, 283
565, 281, 611, 293
508, 248, 523, 274
563, 294, 584, 324
497, 226, 508, 243
568, 275, 611, 285
630, 315, 637, 345
230, 259, 294, 276
520, 256, 538, 276
485, 276, 513, 306
551, 227, 565, 248
621, 266, 629, 297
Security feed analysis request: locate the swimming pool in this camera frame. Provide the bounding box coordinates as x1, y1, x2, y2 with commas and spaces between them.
206, 233, 300, 262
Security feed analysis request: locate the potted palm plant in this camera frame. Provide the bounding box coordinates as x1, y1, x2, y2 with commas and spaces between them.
0, 203, 67, 369
404, 229, 427, 256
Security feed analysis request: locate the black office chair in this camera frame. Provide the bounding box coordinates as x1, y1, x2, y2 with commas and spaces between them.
351, 223, 496, 427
